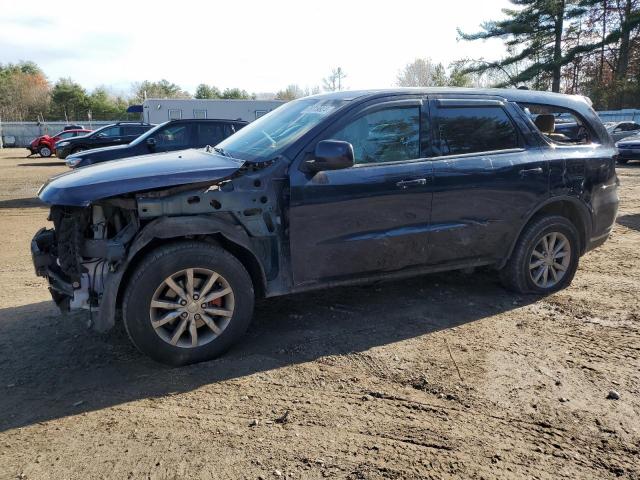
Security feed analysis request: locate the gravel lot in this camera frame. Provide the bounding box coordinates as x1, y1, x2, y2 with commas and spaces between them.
0, 148, 638, 480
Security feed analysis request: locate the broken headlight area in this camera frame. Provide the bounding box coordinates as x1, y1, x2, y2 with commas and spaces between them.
31, 202, 138, 313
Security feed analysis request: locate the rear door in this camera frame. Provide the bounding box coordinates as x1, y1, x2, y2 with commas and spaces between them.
288, 97, 434, 285
426, 97, 549, 265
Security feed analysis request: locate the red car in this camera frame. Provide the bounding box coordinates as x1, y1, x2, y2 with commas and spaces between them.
28, 129, 92, 157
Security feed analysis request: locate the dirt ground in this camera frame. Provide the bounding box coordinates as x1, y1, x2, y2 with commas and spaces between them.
0, 148, 638, 480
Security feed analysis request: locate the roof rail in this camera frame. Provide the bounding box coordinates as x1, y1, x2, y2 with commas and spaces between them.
114, 121, 152, 125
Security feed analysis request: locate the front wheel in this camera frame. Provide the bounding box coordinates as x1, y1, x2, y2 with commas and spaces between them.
500, 215, 580, 294
39, 146, 52, 157
122, 242, 255, 366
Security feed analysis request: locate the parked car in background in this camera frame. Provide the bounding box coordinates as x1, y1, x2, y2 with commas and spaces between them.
63, 124, 85, 131
32, 88, 618, 366
615, 134, 640, 163
55, 122, 154, 159
27, 128, 92, 157
606, 121, 640, 142
65, 119, 247, 168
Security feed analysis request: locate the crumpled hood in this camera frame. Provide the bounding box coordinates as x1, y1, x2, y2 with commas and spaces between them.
38, 149, 245, 206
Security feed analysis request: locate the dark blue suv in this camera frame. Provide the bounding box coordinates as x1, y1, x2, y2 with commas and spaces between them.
32, 88, 619, 365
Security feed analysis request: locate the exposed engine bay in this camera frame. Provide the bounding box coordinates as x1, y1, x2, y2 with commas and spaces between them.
31, 158, 286, 332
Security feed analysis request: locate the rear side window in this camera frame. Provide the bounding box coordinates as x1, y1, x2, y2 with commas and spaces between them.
330, 106, 420, 164
196, 123, 226, 146
435, 106, 519, 155
123, 126, 145, 136
518, 103, 595, 145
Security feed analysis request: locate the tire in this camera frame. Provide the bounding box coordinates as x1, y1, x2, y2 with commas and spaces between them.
38, 145, 52, 158
617, 158, 629, 164
122, 241, 255, 366
500, 215, 580, 294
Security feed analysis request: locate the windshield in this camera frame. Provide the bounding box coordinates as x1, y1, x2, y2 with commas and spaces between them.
216, 97, 347, 161
129, 121, 170, 146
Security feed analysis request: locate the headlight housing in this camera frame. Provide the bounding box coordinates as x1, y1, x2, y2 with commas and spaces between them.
66, 157, 82, 168
57, 141, 70, 147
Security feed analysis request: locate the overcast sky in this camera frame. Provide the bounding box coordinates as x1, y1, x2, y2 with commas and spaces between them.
0, 0, 509, 95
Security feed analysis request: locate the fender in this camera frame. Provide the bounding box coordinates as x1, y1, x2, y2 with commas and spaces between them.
93, 214, 267, 332
499, 195, 593, 269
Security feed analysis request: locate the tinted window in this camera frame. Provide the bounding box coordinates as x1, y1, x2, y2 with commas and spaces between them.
155, 124, 191, 149
57, 131, 75, 139
123, 126, 148, 136
436, 106, 519, 155
96, 126, 121, 138
196, 123, 226, 146
330, 107, 420, 164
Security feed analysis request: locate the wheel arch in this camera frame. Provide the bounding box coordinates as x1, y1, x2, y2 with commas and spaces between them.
95, 215, 267, 333
500, 196, 591, 269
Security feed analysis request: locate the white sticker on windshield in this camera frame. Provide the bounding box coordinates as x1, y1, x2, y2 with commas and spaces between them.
301, 104, 336, 115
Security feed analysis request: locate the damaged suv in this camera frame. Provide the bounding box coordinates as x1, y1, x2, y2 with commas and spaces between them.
32, 88, 619, 365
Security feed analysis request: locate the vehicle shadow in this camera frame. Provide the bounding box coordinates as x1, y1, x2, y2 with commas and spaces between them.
18, 161, 65, 167
0, 197, 47, 209
617, 213, 640, 232
0, 270, 537, 432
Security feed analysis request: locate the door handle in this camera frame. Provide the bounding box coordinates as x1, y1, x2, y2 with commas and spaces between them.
519, 167, 544, 176
396, 178, 428, 189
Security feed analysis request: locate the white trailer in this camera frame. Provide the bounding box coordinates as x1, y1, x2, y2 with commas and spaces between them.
141, 99, 284, 124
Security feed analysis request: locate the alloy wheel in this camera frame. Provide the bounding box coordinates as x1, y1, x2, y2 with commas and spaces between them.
149, 268, 235, 348
528, 232, 571, 289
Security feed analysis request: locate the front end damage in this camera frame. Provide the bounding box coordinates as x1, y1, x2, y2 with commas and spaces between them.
32, 202, 138, 317
32, 154, 286, 332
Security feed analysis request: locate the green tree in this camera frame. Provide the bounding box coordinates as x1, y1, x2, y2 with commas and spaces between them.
275, 84, 305, 101
130, 79, 191, 102
0, 62, 50, 121
459, 0, 589, 92
220, 88, 253, 99
50, 78, 88, 122
194, 84, 221, 99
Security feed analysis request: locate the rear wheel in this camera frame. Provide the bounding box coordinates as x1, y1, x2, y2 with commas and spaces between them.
38, 146, 52, 157
500, 215, 580, 294
122, 242, 255, 366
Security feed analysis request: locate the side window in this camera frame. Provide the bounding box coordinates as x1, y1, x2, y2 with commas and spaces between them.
96, 126, 121, 138
435, 106, 519, 156
519, 102, 594, 145
156, 124, 191, 149
628, 123, 640, 131
57, 131, 75, 139
123, 126, 147, 136
196, 123, 225, 146
329, 107, 420, 164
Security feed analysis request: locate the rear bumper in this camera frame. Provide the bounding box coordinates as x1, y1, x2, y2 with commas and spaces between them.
585, 181, 619, 253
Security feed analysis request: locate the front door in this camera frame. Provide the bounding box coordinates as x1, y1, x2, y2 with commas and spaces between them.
288, 98, 434, 286
426, 98, 549, 265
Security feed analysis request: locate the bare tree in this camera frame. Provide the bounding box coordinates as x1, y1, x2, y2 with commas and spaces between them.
322, 67, 347, 91
396, 58, 448, 87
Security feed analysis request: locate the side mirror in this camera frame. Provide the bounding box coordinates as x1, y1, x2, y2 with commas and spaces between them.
304, 140, 354, 172
146, 137, 156, 149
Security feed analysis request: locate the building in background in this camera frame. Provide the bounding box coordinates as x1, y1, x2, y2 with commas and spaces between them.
140, 99, 284, 124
